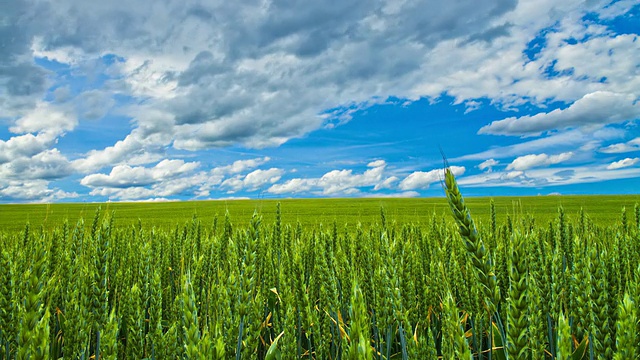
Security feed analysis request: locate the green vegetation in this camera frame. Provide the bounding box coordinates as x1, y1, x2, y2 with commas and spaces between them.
0, 194, 638, 232
0, 177, 639, 358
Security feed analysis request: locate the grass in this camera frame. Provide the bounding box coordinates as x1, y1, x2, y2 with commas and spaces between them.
0, 195, 638, 232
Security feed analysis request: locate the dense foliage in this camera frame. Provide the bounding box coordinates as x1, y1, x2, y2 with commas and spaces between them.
0, 170, 638, 359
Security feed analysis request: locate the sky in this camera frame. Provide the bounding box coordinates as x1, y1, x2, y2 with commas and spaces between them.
0, 0, 639, 203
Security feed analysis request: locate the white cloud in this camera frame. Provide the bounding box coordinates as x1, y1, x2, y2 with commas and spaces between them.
212, 157, 271, 176
0, 179, 78, 203
88, 173, 206, 201
506, 152, 574, 171
455, 127, 623, 161
459, 163, 640, 188
478, 159, 499, 172
9, 0, 605, 155
0, 149, 72, 180
0, 132, 58, 164
504, 171, 525, 180
267, 160, 393, 195
363, 191, 420, 198
316, 160, 387, 195
80, 156, 281, 200
81, 159, 199, 188
221, 168, 284, 193
10, 102, 77, 136
2, 0, 639, 201
0, 101, 77, 200
72, 130, 169, 173
367, 159, 386, 168
607, 157, 640, 170
268, 178, 317, 195
479, 92, 640, 136
374, 176, 399, 190
399, 166, 465, 190
599, 137, 640, 154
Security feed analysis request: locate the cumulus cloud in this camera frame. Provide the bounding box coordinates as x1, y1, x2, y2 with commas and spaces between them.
80, 156, 280, 200
506, 152, 573, 171
399, 166, 465, 190
81, 159, 199, 188
460, 164, 640, 188
268, 178, 317, 195
607, 158, 639, 170
1, 0, 560, 154
221, 168, 284, 193
0, 149, 73, 180
212, 157, 272, 176
364, 191, 420, 198
72, 130, 170, 173
267, 160, 393, 195
2, 0, 639, 201
599, 137, 640, 154
479, 92, 640, 136
316, 160, 388, 195
503, 171, 525, 180
478, 159, 499, 172
10, 102, 77, 136
374, 176, 399, 190
0, 132, 58, 164
0, 180, 78, 203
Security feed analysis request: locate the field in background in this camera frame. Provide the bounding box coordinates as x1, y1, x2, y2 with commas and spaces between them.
0, 195, 638, 232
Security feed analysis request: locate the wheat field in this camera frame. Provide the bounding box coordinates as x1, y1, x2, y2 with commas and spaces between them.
0, 169, 638, 359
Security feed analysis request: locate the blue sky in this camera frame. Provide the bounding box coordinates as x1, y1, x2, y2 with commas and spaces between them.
0, 0, 639, 203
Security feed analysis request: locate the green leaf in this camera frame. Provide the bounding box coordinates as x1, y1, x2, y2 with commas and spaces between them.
265, 331, 284, 360
491, 322, 507, 360
571, 335, 589, 360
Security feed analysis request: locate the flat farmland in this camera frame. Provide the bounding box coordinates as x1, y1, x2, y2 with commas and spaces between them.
0, 182, 639, 358
0, 195, 638, 232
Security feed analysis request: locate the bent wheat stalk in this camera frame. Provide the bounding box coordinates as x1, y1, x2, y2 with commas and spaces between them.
443, 167, 501, 314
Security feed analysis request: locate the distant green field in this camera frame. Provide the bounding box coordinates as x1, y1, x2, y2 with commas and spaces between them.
0, 195, 638, 232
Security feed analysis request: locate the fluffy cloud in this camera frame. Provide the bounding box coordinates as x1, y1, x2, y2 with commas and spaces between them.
221, 168, 284, 193
478, 159, 499, 172
6, 0, 593, 154
506, 152, 573, 171
268, 178, 317, 195
459, 164, 640, 188
0, 149, 72, 180
212, 157, 272, 176
267, 160, 392, 195
399, 166, 465, 190
81, 159, 199, 188
0, 101, 76, 200
316, 160, 388, 195
479, 92, 640, 136
365, 191, 420, 198
607, 158, 639, 170
1, 0, 639, 201
72, 129, 171, 173
455, 128, 623, 161
81, 156, 278, 200
0, 132, 58, 164
10, 102, 77, 136
599, 137, 640, 154
374, 176, 399, 190
0, 180, 78, 203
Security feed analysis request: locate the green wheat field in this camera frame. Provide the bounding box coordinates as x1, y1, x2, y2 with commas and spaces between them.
0, 173, 639, 359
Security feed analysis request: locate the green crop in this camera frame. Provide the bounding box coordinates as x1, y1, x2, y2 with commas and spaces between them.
0, 172, 638, 359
